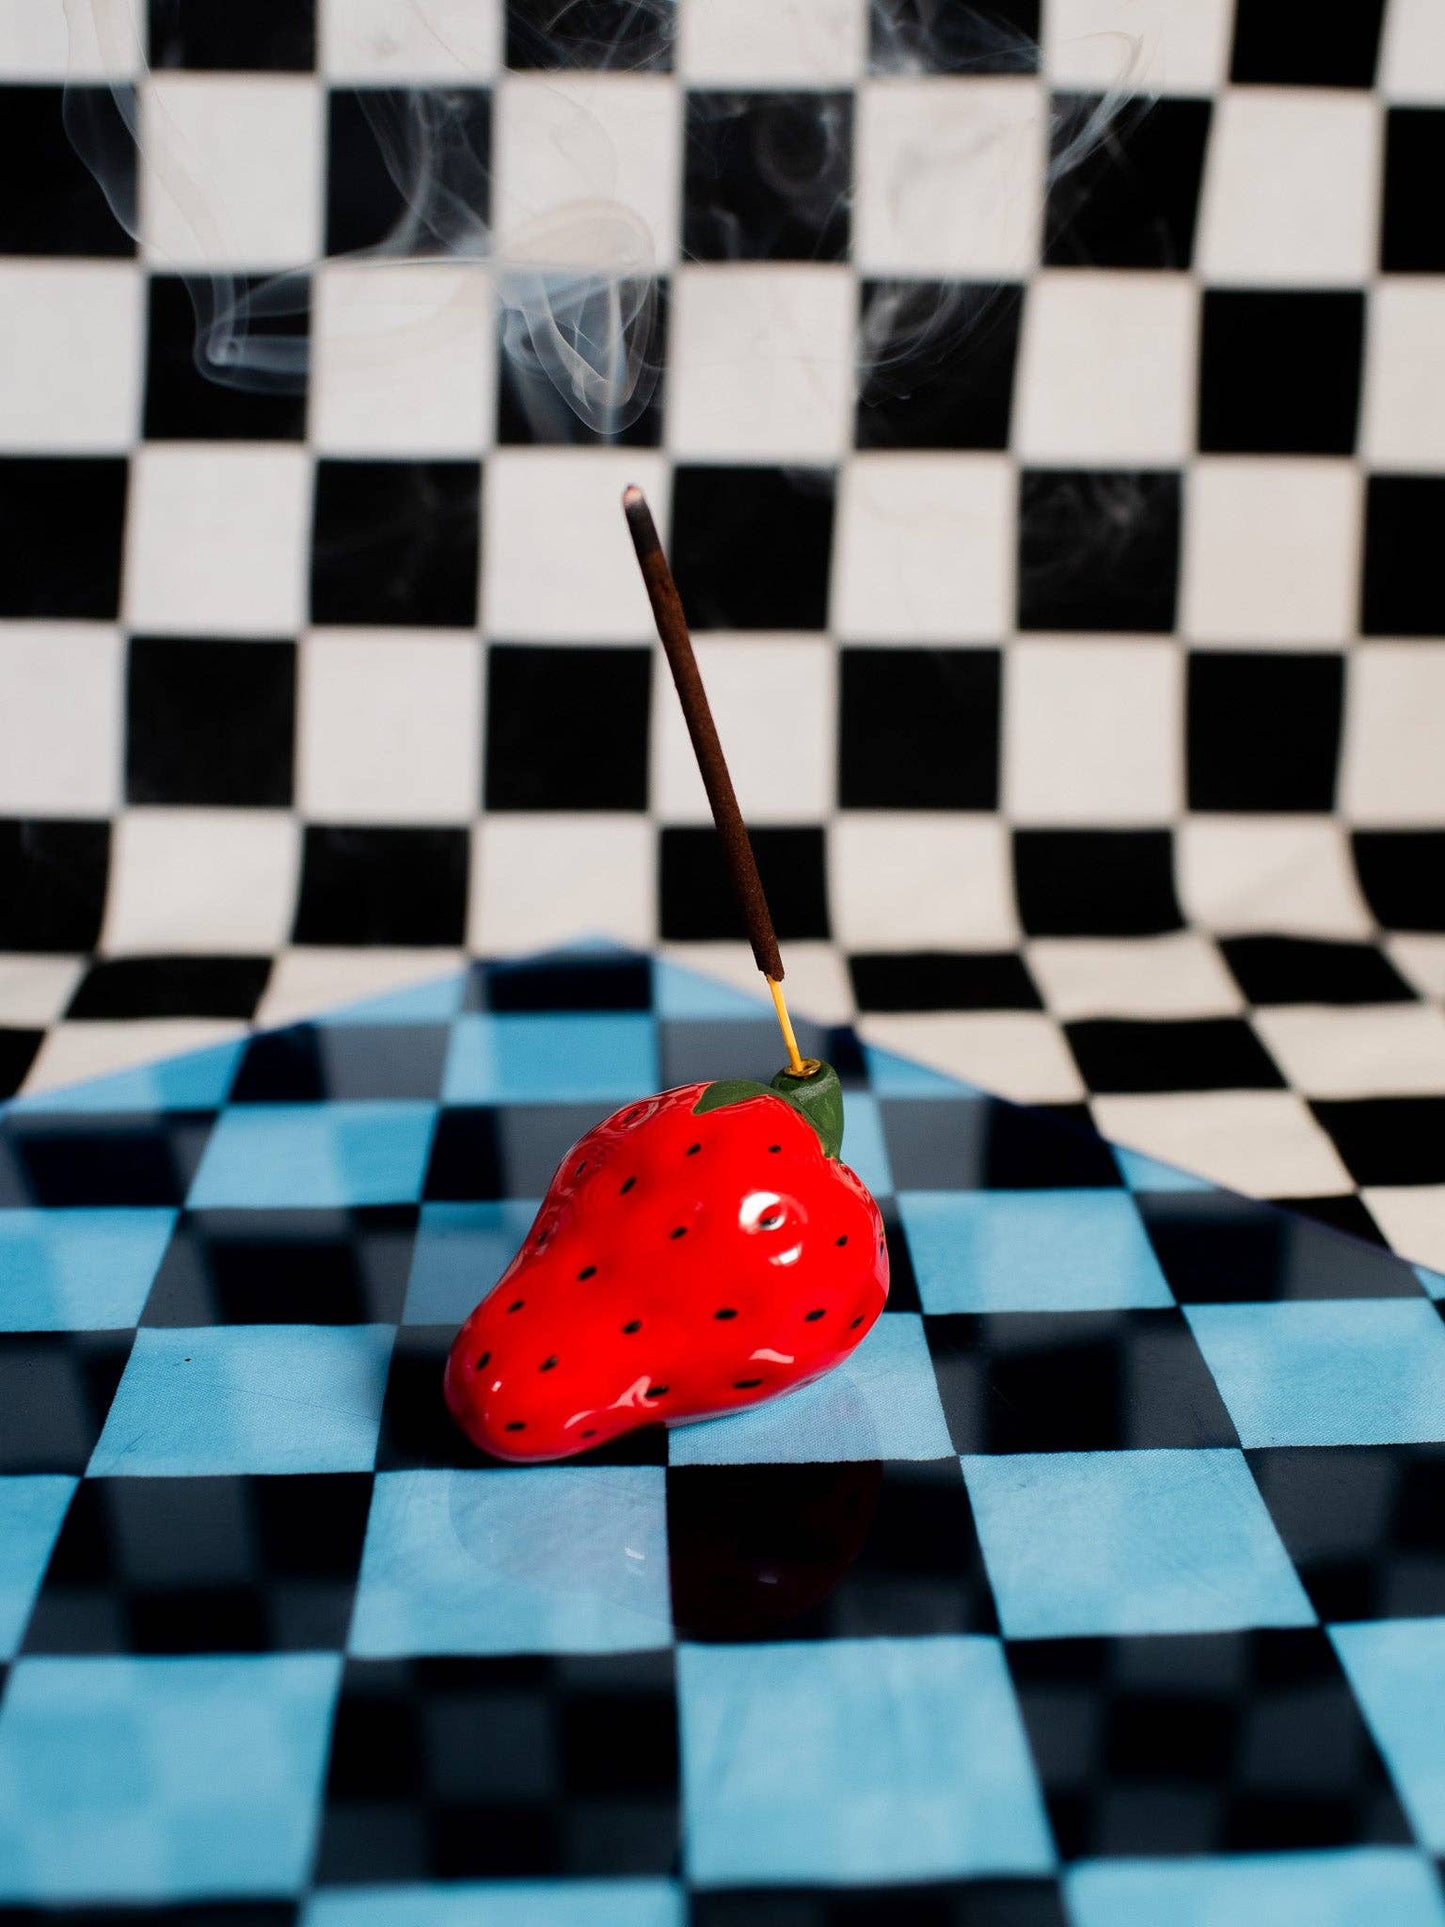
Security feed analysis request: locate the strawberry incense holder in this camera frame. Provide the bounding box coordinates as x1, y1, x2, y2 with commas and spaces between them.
445, 489, 889, 1462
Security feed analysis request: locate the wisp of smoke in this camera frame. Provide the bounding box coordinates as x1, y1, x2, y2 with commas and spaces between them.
57, 0, 1144, 447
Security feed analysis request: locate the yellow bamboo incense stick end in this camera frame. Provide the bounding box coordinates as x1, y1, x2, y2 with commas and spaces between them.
768, 975, 808, 1079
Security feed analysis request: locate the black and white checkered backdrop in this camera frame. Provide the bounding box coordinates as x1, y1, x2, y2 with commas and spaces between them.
2, 0, 1444, 1268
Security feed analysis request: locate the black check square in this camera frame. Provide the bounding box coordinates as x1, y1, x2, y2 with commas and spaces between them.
870, 0, 1039, 71
850, 952, 1042, 1013
467, 955, 653, 1013
925, 1309, 1239, 1454
142, 275, 309, 441
1362, 476, 1445, 637
485, 645, 651, 812
660, 827, 829, 943
325, 89, 491, 256
1013, 830, 1183, 938
1382, 109, 1445, 272
1017, 470, 1180, 632
1046, 95, 1210, 270
839, 649, 1000, 810
0, 1333, 132, 1475
1353, 831, 1445, 932
1248, 1446, 1445, 1623
856, 282, 1022, 449
498, 282, 666, 447
1310, 1098, 1445, 1187
423, 1108, 505, 1202
1136, 1190, 1426, 1304
148, 0, 315, 69
692, 1886, 1069, 1927
230, 1023, 450, 1103
506, 0, 673, 69
0, 86, 135, 257
683, 92, 851, 262
376, 1325, 667, 1471
126, 636, 296, 808
142, 1207, 419, 1326
314, 1653, 680, 1881
1007, 1629, 1410, 1859
878, 1200, 922, 1313
1230, 0, 1384, 86
1198, 290, 1364, 455
670, 465, 835, 630
879, 1094, 1120, 1191
668, 1458, 998, 1642
0, 819, 110, 953
0, 1031, 42, 1102
0, 460, 127, 620
1187, 654, 1343, 813
292, 827, 470, 946
1220, 936, 1416, 1007
309, 461, 482, 628
67, 957, 272, 1022
0, 1111, 212, 1209
24, 1473, 371, 1653
1064, 1018, 1286, 1094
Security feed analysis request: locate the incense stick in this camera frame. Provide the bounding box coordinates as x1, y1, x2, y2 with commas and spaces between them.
622, 484, 808, 1079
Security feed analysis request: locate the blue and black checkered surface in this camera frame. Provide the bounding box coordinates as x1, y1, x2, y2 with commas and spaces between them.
2, 945, 1445, 1924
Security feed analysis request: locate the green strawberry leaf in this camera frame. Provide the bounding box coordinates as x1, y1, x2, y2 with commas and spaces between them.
693, 1060, 844, 1160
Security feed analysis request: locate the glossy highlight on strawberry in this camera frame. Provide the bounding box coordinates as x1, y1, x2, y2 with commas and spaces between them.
444, 1062, 889, 1462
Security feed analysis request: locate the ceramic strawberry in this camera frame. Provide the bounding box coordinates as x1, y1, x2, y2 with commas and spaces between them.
444, 1058, 889, 1462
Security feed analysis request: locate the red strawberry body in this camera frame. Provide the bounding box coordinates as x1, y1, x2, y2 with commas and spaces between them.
444, 1064, 889, 1462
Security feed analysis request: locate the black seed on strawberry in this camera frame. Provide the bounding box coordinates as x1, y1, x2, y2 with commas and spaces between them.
734, 1377, 763, 1389
645, 1385, 668, 1399
577, 1265, 596, 1280
669, 1226, 687, 1239
540, 1357, 557, 1372
474, 1350, 491, 1371
850, 1315, 865, 1328
836, 1235, 848, 1246
714, 1308, 737, 1320
507, 1299, 524, 1313
505, 1421, 526, 1432
804, 1309, 825, 1321
769, 1144, 781, 1153
620, 1177, 636, 1195
575, 1162, 587, 1178
686, 1143, 701, 1156
623, 1319, 641, 1334
581, 1428, 597, 1439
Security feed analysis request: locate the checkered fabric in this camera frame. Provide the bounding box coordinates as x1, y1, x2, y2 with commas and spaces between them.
3, 0, 1445, 1281
1, 945, 1445, 1921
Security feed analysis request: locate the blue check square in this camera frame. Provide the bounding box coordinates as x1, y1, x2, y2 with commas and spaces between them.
0, 1208, 175, 1330
0, 1478, 74, 1658
900, 1190, 1173, 1314
401, 1201, 539, 1325
0, 1653, 340, 1901
187, 1103, 437, 1209
349, 1467, 671, 1657
667, 1313, 952, 1465
962, 1449, 1313, 1639
89, 1326, 393, 1475
1185, 1301, 1445, 1448
678, 1636, 1054, 1885
1066, 1848, 1445, 1927
303, 1880, 686, 1927
1332, 1620, 1445, 1853
442, 1014, 658, 1104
